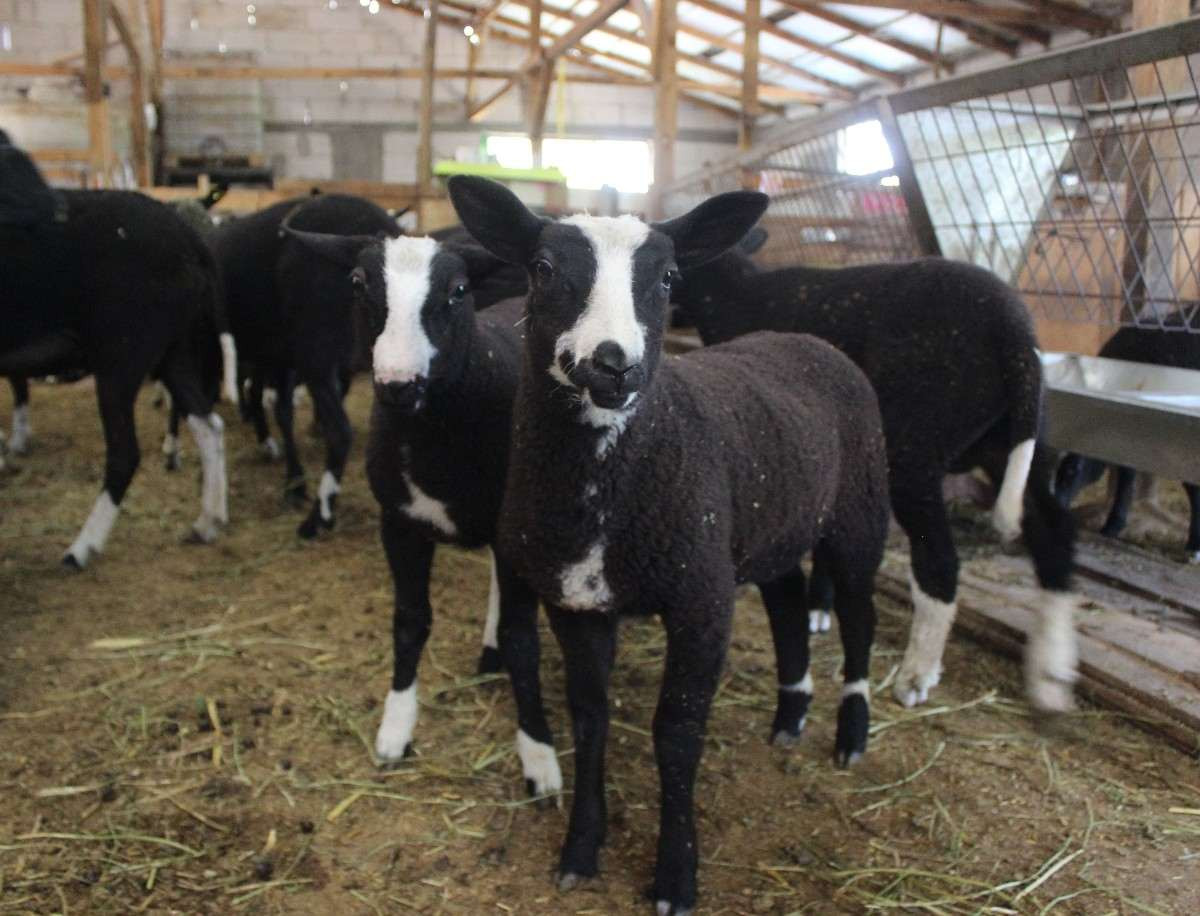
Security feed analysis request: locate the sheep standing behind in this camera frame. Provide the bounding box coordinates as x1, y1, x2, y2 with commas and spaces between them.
1, 157, 227, 567
211, 194, 399, 538
280, 222, 560, 795
449, 176, 891, 916
672, 231, 1078, 713
1056, 312, 1200, 560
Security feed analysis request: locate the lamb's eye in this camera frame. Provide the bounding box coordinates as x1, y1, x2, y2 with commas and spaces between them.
533, 258, 554, 282
350, 266, 367, 289
449, 283, 468, 303
661, 269, 676, 292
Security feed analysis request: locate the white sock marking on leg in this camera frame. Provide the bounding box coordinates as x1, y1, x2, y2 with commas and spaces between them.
894, 573, 956, 708
809, 609, 832, 633
841, 679, 870, 701
66, 490, 119, 567
781, 671, 813, 694
9, 404, 30, 454
219, 333, 238, 404
516, 728, 562, 795
375, 684, 418, 762
161, 432, 180, 459
1025, 591, 1078, 712
187, 413, 228, 539
993, 438, 1035, 543
318, 470, 340, 522
261, 436, 281, 460
482, 550, 500, 651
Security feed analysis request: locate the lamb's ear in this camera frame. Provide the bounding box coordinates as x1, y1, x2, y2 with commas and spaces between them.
447, 175, 546, 265
654, 191, 770, 271
281, 226, 374, 268
448, 242, 509, 285
738, 225, 769, 256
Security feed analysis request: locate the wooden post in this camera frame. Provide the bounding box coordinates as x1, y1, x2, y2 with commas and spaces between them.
145, 0, 164, 184
527, 0, 543, 165
649, 0, 676, 219
82, 0, 112, 187
740, 0, 760, 191
110, 2, 150, 186
465, 32, 479, 119
416, 0, 439, 196
1119, 0, 1189, 322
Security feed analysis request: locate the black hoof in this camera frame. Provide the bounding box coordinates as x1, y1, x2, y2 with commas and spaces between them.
477, 646, 503, 675
61, 553, 83, 571
834, 694, 869, 768
284, 479, 308, 509
297, 502, 335, 540
164, 454, 180, 472
770, 725, 805, 747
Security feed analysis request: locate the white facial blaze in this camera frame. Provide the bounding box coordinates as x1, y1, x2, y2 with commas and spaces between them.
375, 236, 440, 386
555, 214, 650, 397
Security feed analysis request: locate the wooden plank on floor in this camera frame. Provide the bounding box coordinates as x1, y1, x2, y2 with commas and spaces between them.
1073, 530, 1200, 619
877, 554, 1200, 756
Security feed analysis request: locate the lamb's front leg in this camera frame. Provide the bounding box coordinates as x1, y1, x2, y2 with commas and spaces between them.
494, 555, 560, 797
375, 513, 436, 764
546, 606, 617, 888
652, 602, 732, 916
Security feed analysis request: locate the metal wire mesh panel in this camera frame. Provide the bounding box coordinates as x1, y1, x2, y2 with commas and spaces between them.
662, 19, 1200, 333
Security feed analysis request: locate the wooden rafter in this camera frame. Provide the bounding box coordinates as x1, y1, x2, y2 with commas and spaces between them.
531, 0, 631, 70
108, 1, 150, 185
820, 0, 1112, 32
82, 0, 112, 186
652, 0, 678, 217
740, 0, 758, 150
674, 19, 856, 98
772, 1, 954, 72
477, 0, 833, 103
682, 0, 904, 86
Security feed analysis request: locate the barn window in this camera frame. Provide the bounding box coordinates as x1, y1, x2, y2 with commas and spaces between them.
484, 135, 654, 194
837, 120, 896, 185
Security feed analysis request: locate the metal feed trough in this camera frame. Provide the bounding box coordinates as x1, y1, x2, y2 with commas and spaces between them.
661, 19, 1200, 483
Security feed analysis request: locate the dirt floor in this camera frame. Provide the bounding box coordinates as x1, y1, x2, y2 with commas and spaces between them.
2, 379, 1198, 916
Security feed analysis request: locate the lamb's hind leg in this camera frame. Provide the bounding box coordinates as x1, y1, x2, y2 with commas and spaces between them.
375, 514, 435, 763
494, 553, 560, 796
759, 567, 813, 745
64, 375, 140, 568
298, 374, 351, 539
8, 376, 31, 455
273, 370, 306, 504
826, 546, 877, 767
159, 349, 228, 543
892, 480, 959, 708
1184, 483, 1200, 563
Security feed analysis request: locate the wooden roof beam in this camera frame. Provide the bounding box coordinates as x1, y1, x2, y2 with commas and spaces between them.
529, 0, 631, 70
822, 0, 1113, 33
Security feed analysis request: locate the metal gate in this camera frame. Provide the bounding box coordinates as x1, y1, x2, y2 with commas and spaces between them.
661, 19, 1200, 335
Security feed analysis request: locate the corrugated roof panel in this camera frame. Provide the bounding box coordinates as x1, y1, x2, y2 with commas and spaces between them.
677, 59, 728, 84
710, 49, 742, 70
775, 13, 851, 46
608, 9, 644, 33
876, 15, 974, 54
758, 31, 811, 61
500, 3, 529, 25
676, 31, 715, 56
836, 34, 920, 70
822, 3, 905, 27
799, 55, 876, 87
677, 5, 742, 36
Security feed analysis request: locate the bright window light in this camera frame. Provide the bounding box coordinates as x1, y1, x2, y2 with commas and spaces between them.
484, 136, 654, 194
837, 120, 895, 177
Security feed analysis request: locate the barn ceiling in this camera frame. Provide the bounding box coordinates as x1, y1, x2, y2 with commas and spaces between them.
404, 0, 1127, 113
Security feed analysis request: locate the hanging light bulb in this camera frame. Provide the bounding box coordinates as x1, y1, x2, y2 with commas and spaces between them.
463, 25, 474, 36
368, 0, 380, 12
218, 41, 228, 53
468, 33, 480, 45
339, 80, 349, 92
189, 16, 200, 30
328, 0, 338, 8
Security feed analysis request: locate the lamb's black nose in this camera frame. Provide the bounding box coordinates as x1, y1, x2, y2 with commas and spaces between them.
592, 341, 634, 379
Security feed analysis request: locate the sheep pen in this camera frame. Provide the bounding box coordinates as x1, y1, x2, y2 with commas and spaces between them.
1, 378, 1198, 915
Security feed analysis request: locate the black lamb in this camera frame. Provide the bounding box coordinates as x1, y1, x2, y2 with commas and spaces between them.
279, 221, 559, 794
0, 145, 228, 567
1056, 314, 1200, 560
449, 176, 892, 916
672, 227, 1078, 714
211, 193, 398, 538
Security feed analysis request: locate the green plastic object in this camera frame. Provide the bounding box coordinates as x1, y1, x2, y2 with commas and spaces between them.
433, 160, 566, 184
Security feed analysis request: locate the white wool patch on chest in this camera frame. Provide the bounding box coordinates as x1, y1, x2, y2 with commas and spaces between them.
557, 214, 650, 372
401, 471, 457, 537
375, 236, 439, 386
558, 540, 613, 610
